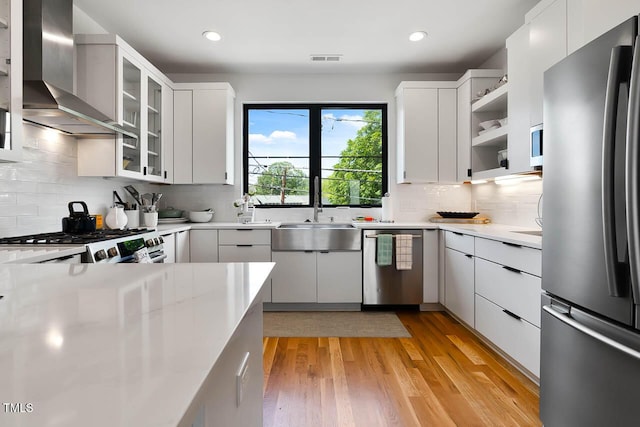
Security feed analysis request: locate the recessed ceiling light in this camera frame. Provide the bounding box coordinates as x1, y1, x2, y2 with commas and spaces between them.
409, 31, 428, 42
203, 31, 222, 41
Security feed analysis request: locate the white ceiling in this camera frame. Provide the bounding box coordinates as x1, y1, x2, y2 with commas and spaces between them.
74, 0, 539, 75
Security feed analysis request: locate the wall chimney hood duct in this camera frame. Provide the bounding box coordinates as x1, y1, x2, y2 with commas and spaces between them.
22, 0, 136, 139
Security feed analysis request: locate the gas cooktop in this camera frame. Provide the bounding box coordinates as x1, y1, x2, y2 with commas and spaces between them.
0, 228, 151, 245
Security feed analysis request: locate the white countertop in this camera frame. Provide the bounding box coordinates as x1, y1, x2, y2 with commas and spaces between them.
0, 262, 274, 426
0, 245, 86, 263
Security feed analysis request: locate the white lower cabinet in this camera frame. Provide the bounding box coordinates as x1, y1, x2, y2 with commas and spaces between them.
271, 252, 317, 303
317, 252, 362, 303
175, 230, 190, 263
271, 250, 362, 304
218, 229, 272, 302
189, 230, 218, 262
162, 233, 176, 263
475, 257, 541, 327
219, 245, 271, 262
444, 247, 475, 327
442, 230, 542, 378
159, 230, 189, 263
475, 295, 540, 377
474, 236, 542, 377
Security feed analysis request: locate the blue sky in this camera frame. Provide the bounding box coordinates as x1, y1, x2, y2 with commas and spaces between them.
247, 108, 368, 183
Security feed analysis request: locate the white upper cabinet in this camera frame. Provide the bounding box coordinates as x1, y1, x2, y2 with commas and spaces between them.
75, 34, 173, 183
567, 0, 639, 54
526, 0, 568, 128
173, 83, 235, 185
0, 0, 22, 163
396, 81, 457, 183
506, 25, 534, 174
456, 70, 507, 180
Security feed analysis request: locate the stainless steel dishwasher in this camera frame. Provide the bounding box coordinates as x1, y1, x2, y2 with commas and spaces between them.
363, 229, 423, 305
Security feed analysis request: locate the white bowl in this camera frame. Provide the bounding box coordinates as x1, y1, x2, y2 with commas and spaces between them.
478, 119, 499, 130
188, 210, 214, 223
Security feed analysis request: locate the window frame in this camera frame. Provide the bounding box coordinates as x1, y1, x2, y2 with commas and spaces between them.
243, 103, 388, 208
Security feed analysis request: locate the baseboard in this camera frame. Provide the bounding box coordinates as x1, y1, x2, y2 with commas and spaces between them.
263, 302, 361, 312
420, 303, 444, 311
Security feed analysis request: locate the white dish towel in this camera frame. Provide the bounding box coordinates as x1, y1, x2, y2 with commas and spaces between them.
395, 234, 413, 270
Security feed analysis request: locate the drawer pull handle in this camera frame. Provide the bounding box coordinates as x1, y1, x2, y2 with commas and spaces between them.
235, 229, 252, 231
502, 265, 522, 274
465, 254, 473, 259
502, 309, 522, 321
453, 232, 464, 236
237, 244, 253, 247
502, 241, 523, 248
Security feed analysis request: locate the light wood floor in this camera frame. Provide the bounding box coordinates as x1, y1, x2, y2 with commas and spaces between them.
263, 311, 541, 427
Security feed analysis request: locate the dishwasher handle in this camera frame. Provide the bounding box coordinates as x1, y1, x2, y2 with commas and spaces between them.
365, 234, 422, 239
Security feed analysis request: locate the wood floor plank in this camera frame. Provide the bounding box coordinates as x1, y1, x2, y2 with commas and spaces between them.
263, 312, 541, 427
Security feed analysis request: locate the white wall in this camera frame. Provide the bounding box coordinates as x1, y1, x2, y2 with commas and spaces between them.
162, 72, 472, 222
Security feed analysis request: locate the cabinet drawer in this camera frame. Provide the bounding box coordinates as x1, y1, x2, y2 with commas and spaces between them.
444, 231, 474, 254
218, 229, 271, 245
475, 258, 541, 327
218, 245, 271, 262
475, 237, 541, 276
475, 295, 540, 377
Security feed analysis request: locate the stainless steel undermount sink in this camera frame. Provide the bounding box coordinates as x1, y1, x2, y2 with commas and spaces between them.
272, 223, 361, 251
512, 230, 543, 237
277, 222, 355, 229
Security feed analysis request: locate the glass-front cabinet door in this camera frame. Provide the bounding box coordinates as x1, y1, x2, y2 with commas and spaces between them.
75, 35, 171, 182
146, 75, 163, 180
119, 55, 142, 177
0, 0, 21, 163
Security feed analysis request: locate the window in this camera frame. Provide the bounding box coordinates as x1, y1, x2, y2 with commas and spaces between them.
243, 104, 387, 207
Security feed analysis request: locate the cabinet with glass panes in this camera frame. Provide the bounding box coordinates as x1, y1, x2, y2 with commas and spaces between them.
75, 34, 172, 183
0, 0, 22, 163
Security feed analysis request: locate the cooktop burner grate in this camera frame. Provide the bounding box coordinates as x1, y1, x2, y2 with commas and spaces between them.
0, 228, 150, 245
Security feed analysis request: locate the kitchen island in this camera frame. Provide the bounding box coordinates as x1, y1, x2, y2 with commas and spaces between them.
0, 262, 274, 427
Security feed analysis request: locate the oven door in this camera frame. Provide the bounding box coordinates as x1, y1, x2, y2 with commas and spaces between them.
121, 250, 167, 263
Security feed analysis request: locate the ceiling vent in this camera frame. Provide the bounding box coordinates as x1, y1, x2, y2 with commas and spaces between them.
310, 54, 343, 62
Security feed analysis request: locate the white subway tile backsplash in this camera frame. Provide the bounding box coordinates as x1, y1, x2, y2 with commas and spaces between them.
0, 193, 16, 205
472, 179, 543, 228
0, 126, 145, 236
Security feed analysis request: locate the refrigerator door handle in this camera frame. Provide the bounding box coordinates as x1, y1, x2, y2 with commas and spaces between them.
603, 46, 630, 297
543, 305, 640, 361
627, 36, 640, 304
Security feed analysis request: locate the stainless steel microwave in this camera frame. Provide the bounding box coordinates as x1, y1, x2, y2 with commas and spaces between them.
530, 124, 543, 168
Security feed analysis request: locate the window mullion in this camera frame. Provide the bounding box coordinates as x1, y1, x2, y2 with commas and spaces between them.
309, 106, 322, 206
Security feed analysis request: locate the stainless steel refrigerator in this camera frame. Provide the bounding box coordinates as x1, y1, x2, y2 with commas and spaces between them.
541, 15, 640, 427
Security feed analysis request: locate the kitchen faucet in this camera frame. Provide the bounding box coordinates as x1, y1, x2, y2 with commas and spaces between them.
313, 176, 322, 222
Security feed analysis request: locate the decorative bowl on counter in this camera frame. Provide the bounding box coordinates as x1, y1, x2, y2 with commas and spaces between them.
188, 209, 214, 223
437, 211, 479, 219
158, 207, 183, 218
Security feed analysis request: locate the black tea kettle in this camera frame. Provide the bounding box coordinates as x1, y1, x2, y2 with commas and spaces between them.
62, 201, 96, 234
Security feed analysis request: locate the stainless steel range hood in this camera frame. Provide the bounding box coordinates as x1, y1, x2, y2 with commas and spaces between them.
22, 0, 135, 139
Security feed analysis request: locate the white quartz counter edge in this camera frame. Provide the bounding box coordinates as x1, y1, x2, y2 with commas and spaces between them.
1, 245, 86, 264
0, 262, 275, 427
439, 224, 542, 249
155, 221, 541, 248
